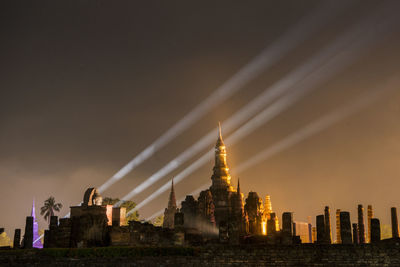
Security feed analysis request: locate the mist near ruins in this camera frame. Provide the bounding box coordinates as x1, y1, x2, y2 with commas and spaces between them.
1, 0, 400, 242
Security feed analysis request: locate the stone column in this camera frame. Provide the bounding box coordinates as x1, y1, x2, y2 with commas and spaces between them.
316, 215, 325, 243
352, 223, 359, 244
370, 218, 381, 243
281, 212, 293, 244
312, 227, 317, 243
13, 229, 21, 249
50, 216, 58, 230
23, 216, 33, 249
391, 207, 399, 238
324, 206, 332, 244
357, 205, 366, 244
267, 213, 277, 236
336, 209, 341, 244
282, 212, 293, 236
339, 212, 352, 244
367, 205, 373, 243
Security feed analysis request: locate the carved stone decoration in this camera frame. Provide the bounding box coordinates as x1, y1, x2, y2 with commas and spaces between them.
83, 188, 103, 207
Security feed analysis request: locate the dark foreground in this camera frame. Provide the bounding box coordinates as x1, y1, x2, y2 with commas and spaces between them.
2, 242, 400, 266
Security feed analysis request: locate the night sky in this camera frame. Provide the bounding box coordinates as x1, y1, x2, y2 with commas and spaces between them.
1, 0, 400, 239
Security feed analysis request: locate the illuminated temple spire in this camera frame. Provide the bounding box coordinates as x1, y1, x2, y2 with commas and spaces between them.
163, 179, 178, 229
31, 199, 43, 248
167, 179, 177, 210
211, 123, 234, 192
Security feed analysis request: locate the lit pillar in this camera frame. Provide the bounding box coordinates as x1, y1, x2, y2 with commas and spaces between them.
336, 209, 341, 243
324, 206, 332, 244
358, 205, 366, 244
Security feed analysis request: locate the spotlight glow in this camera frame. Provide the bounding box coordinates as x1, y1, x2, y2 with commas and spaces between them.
118, 2, 377, 206
125, 6, 399, 216
97, 0, 353, 194
145, 79, 398, 221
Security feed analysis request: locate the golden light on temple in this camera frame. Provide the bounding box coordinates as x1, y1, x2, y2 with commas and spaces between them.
262, 221, 267, 235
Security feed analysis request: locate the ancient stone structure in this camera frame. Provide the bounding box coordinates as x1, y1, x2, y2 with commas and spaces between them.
173, 125, 253, 241
163, 180, 178, 229
336, 209, 341, 244
352, 223, 359, 244
339, 211, 352, 244
370, 218, 381, 243
282, 212, 293, 236
316, 215, 325, 243
13, 229, 21, 249
391, 207, 399, 238
44, 188, 128, 248
209, 124, 234, 225
23, 216, 33, 249
358, 205, 366, 244
245, 192, 263, 235
367, 205, 373, 243
324, 206, 332, 244
159, 125, 289, 242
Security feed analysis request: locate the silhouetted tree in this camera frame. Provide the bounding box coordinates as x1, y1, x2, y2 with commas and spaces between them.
103, 197, 139, 222
40, 196, 62, 223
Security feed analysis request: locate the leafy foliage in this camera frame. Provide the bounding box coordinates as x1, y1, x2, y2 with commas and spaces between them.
102, 197, 139, 222
40, 196, 63, 223
153, 215, 164, 227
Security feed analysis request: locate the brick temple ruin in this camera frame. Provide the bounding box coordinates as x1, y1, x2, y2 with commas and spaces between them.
7, 126, 400, 249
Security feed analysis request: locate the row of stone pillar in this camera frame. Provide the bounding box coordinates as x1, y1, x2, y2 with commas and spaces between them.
316, 205, 400, 244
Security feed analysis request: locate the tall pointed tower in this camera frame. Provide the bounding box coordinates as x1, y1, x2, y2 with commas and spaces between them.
210, 123, 234, 192
210, 123, 234, 226
163, 179, 178, 229
31, 199, 43, 248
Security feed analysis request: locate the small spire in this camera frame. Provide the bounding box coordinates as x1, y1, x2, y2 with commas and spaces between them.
216, 122, 225, 147
31, 198, 36, 218
237, 178, 241, 194
168, 178, 177, 209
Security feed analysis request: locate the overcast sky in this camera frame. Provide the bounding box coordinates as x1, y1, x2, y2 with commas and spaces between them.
1, 0, 400, 240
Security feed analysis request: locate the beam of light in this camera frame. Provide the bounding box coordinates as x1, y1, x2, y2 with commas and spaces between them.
97, 0, 354, 194
146, 77, 398, 222
116, 2, 377, 206
147, 182, 211, 221
232, 82, 398, 175
125, 5, 399, 217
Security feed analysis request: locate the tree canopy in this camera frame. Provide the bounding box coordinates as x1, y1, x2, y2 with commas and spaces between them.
40, 196, 63, 223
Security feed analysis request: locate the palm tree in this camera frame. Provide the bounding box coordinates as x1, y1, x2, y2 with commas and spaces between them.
40, 196, 63, 223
